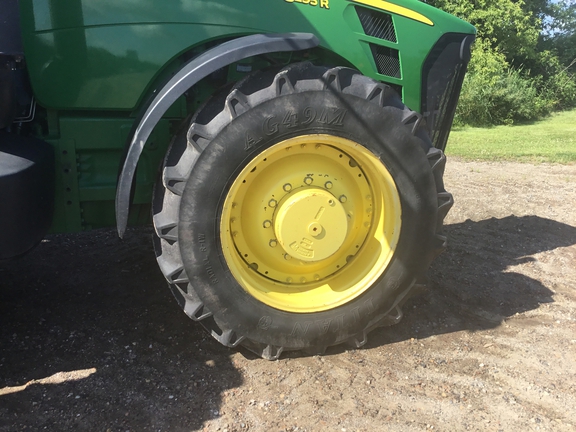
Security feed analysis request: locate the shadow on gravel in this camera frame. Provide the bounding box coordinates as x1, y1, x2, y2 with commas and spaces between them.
0, 227, 242, 432
366, 215, 576, 347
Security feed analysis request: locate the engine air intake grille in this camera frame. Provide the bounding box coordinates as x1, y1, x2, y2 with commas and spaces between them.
370, 44, 401, 78
356, 7, 397, 43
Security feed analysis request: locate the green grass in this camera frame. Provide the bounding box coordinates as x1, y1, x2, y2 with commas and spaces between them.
446, 108, 576, 164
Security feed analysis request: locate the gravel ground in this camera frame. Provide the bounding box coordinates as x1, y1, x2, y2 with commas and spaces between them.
1, 159, 575, 431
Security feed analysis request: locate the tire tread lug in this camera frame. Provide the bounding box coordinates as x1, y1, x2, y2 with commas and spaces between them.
323, 67, 343, 92
273, 70, 295, 96
156, 242, 188, 284
186, 124, 212, 151
261, 344, 284, 361
225, 89, 250, 118
184, 300, 213, 322
214, 330, 245, 348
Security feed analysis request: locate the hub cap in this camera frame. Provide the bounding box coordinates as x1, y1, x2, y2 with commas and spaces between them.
274, 188, 348, 262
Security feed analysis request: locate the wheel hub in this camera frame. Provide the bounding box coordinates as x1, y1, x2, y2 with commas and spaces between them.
220, 134, 401, 313
274, 188, 348, 262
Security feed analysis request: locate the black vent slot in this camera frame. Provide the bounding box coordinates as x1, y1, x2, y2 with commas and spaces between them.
370, 44, 401, 78
356, 7, 397, 43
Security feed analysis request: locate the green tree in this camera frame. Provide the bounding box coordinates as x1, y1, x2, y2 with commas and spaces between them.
425, 0, 540, 64
541, 0, 576, 68
538, 1, 576, 109
425, 0, 576, 124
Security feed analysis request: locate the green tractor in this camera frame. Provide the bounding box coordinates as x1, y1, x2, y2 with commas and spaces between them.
1, 0, 475, 359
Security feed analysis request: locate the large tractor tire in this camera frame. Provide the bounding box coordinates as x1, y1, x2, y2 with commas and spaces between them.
152, 62, 453, 359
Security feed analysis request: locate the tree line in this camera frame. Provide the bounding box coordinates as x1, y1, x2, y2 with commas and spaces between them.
426, 0, 576, 126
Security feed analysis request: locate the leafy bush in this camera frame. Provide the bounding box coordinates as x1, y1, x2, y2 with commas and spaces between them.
454, 41, 554, 126
545, 69, 576, 110
536, 52, 576, 110
456, 69, 552, 126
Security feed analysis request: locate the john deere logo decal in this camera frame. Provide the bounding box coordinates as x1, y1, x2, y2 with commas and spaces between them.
285, 0, 330, 9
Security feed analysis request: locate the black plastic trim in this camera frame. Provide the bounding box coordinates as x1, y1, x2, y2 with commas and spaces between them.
0, 131, 55, 259
115, 33, 319, 237
0, 0, 24, 56
421, 33, 474, 151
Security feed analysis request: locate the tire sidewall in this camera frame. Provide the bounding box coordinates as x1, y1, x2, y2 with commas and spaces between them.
178, 90, 438, 349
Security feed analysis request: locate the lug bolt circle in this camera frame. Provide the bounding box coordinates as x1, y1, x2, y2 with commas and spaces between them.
283, 183, 292, 192
339, 195, 347, 203
304, 177, 313, 185
269, 199, 277, 208
263, 220, 272, 228
324, 181, 333, 189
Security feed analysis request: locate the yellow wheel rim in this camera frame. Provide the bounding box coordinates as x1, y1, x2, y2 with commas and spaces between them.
220, 135, 401, 313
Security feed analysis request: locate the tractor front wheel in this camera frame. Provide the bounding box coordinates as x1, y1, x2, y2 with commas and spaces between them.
152, 63, 452, 359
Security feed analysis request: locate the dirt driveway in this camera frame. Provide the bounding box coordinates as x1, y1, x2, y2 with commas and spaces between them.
1, 159, 575, 432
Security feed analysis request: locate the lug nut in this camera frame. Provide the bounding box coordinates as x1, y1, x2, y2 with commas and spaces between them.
284, 253, 292, 261
269, 199, 277, 208
283, 183, 292, 192
324, 181, 333, 189
263, 220, 272, 228
269, 239, 278, 248
339, 195, 347, 203
304, 177, 313, 185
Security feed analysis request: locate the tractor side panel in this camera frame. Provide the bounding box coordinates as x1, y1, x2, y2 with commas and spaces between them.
47, 117, 172, 233
19, 0, 474, 112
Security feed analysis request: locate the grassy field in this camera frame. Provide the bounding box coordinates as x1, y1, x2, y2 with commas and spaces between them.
446, 108, 576, 163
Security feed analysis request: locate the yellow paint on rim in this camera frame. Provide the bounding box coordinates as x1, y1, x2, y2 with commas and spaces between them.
352, 0, 434, 26
220, 135, 401, 313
